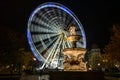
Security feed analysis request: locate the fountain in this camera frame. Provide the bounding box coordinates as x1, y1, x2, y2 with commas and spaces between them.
49, 25, 104, 80
63, 25, 87, 71
26, 2, 105, 79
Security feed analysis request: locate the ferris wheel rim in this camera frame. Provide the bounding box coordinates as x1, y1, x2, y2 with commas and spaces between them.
28, 2, 86, 46
27, 2, 86, 67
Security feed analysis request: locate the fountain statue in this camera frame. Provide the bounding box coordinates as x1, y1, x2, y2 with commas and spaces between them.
63, 25, 87, 71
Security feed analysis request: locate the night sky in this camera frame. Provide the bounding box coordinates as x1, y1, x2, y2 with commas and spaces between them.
0, 0, 120, 49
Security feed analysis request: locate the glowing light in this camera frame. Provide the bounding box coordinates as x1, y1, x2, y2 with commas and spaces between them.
33, 57, 37, 61
98, 63, 100, 66
27, 2, 86, 69
6, 65, 10, 69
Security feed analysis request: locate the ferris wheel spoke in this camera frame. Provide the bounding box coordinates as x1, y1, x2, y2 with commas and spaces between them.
61, 12, 71, 27
49, 21, 62, 31
48, 36, 63, 65
66, 18, 74, 29
40, 41, 56, 58
31, 31, 55, 35
64, 14, 70, 26
50, 36, 63, 65
38, 16, 62, 31
54, 8, 60, 17
36, 11, 49, 22
34, 14, 63, 31
62, 11, 67, 23
50, 19, 61, 29
36, 10, 60, 28
32, 33, 61, 45
54, 10, 64, 24
38, 36, 58, 56
36, 10, 67, 31
62, 38, 71, 49
53, 9, 64, 23
34, 36, 57, 46
27, 2, 86, 69
30, 20, 50, 30
39, 9, 55, 21
41, 35, 63, 68
52, 8, 61, 19
51, 8, 64, 26
45, 10, 57, 20
30, 23, 59, 34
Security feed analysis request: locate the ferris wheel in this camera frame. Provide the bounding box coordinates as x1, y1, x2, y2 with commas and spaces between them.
27, 2, 86, 70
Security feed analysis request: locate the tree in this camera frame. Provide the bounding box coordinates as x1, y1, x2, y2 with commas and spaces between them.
104, 24, 120, 62
0, 26, 32, 72
89, 52, 101, 70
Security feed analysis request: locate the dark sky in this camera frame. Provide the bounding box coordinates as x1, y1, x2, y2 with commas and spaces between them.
0, 0, 120, 49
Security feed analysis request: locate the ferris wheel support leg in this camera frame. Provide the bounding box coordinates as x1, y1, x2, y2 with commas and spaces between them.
50, 36, 63, 67
39, 36, 62, 70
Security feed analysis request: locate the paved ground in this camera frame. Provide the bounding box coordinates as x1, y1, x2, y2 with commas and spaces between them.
104, 72, 120, 80
104, 76, 120, 80
0, 72, 120, 80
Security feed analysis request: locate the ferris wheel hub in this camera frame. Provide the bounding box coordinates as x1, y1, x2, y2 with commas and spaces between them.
27, 2, 86, 70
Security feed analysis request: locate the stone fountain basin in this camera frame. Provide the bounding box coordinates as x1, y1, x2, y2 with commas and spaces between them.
63, 48, 86, 57
67, 35, 80, 42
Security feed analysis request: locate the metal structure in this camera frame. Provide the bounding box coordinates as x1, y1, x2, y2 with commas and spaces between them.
27, 2, 86, 70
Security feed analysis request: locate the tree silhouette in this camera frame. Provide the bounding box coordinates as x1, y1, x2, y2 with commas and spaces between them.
0, 26, 32, 72
104, 24, 120, 62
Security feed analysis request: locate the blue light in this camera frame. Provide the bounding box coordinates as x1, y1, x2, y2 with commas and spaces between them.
27, 29, 42, 61
27, 2, 86, 61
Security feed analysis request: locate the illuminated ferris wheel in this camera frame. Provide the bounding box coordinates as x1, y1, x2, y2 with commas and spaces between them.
27, 2, 86, 70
